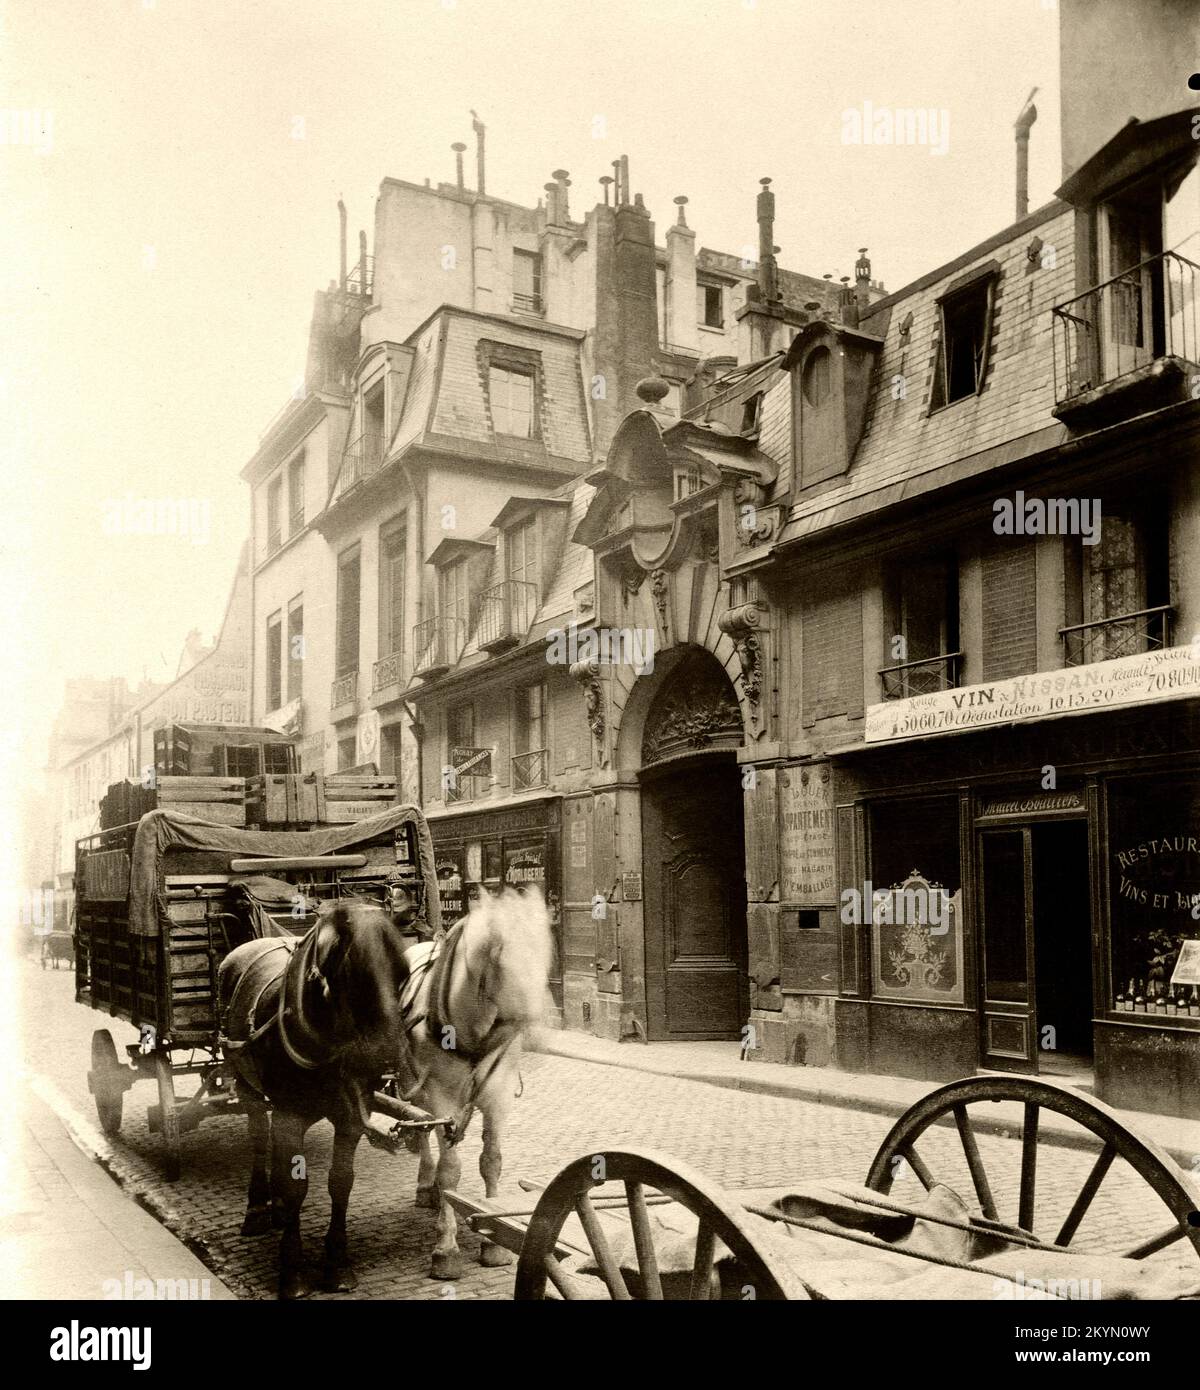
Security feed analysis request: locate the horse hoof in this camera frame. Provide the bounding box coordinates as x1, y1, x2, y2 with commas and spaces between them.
414, 1188, 438, 1210
279, 1270, 314, 1301
320, 1263, 358, 1293
241, 1207, 273, 1238
479, 1240, 514, 1268
429, 1250, 464, 1281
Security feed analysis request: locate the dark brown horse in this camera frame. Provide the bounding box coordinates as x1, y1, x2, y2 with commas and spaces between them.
218, 899, 408, 1298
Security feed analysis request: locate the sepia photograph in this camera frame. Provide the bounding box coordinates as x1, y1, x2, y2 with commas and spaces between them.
3, 0, 1199, 1361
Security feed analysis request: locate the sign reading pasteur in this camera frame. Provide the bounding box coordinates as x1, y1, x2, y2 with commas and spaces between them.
865, 645, 1200, 744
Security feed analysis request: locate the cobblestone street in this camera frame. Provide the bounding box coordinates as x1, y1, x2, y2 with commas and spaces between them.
18, 959, 1196, 1301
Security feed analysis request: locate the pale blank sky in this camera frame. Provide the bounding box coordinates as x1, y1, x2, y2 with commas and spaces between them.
0, 0, 1063, 778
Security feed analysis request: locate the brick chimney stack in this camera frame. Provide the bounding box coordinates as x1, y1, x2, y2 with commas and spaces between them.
855, 248, 872, 315
757, 178, 779, 303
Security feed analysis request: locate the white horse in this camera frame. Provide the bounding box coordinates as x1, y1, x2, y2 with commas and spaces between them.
397, 887, 554, 1280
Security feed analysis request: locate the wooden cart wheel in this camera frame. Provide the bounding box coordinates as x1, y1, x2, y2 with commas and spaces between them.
513, 1146, 808, 1301
154, 1052, 182, 1182
88, 1030, 124, 1136
865, 1074, 1200, 1263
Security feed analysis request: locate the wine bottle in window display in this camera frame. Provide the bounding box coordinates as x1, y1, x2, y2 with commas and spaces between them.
1114, 984, 1127, 1012
1134, 981, 1147, 1013
1190, 987, 1200, 1018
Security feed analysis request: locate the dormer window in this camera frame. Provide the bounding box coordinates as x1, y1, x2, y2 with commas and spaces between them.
930, 266, 998, 410
488, 365, 535, 438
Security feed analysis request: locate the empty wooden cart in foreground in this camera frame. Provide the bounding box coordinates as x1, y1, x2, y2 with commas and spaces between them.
448, 1076, 1200, 1300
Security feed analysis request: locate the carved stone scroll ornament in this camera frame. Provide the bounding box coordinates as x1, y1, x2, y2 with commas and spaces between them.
569, 657, 607, 765
649, 568, 670, 641
719, 601, 765, 712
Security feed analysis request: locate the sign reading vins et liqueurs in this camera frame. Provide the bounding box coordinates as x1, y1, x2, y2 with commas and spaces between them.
865, 644, 1200, 744
779, 763, 836, 905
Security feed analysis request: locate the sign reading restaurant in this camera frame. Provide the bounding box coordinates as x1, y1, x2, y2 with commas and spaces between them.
865, 645, 1200, 744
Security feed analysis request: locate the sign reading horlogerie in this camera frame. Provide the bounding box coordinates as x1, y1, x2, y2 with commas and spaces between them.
865, 645, 1200, 744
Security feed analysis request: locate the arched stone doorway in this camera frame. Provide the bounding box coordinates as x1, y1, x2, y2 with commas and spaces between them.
639, 649, 749, 1040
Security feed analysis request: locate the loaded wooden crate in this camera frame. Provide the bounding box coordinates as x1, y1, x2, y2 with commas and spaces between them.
245, 771, 326, 827
321, 773, 400, 823
152, 722, 296, 778
99, 776, 248, 828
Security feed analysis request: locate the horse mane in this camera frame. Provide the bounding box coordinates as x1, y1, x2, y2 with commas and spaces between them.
458, 888, 554, 1026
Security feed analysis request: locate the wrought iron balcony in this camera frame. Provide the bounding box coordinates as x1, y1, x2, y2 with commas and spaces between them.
330, 671, 358, 710
476, 579, 539, 653
412, 616, 465, 678
1059, 605, 1172, 666
512, 290, 542, 314
1051, 250, 1200, 406
338, 430, 385, 496
879, 651, 963, 701
512, 748, 548, 791
372, 649, 407, 692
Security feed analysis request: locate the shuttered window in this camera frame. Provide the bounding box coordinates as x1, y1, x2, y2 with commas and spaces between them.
379, 526, 406, 658
335, 548, 361, 677
286, 597, 304, 702
266, 611, 283, 711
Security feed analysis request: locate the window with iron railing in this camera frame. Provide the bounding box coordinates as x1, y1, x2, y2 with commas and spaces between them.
1061, 509, 1172, 664
512, 249, 542, 313
335, 547, 360, 679
512, 681, 547, 790
880, 557, 960, 699
412, 615, 465, 675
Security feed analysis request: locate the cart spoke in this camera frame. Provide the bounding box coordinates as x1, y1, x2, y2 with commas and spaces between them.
952, 1105, 998, 1219
543, 1255, 583, 1300
1120, 1223, 1187, 1260
900, 1145, 935, 1190
689, 1220, 717, 1300
1018, 1102, 1039, 1232
573, 1194, 631, 1300
1054, 1142, 1116, 1246
625, 1181, 663, 1300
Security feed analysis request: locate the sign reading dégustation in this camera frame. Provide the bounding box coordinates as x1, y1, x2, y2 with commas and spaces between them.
865, 645, 1200, 744
779, 764, 836, 905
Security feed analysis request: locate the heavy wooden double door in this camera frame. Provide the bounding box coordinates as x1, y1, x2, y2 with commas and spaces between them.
642, 758, 749, 1040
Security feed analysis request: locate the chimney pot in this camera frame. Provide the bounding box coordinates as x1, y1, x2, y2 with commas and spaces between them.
1014, 95, 1038, 222
452, 141, 467, 189
470, 110, 486, 195
756, 177, 779, 302
599, 175, 614, 206
673, 195, 689, 228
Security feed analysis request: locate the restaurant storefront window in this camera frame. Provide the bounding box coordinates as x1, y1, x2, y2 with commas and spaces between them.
1107, 775, 1200, 1019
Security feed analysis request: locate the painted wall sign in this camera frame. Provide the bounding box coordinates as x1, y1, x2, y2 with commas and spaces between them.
869, 872, 964, 1005
865, 645, 1200, 744
779, 764, 836, 905
979, 791, 1084, 817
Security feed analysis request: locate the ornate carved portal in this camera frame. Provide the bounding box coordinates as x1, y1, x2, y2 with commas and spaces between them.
641, 650, 744, 768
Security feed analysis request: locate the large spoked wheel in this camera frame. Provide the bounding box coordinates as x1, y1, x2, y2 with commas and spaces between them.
866, 1074, 1200, 1263
513, 1146, 806, 1301
153, 1052, 182, 1182
88, 1029, 125, 1136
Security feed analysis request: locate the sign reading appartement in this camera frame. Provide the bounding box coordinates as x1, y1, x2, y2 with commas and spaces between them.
779, 763, 836, 904
865, 646, 1200, 744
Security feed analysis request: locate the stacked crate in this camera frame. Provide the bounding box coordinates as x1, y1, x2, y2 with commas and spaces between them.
321, 775, 399, 824
245, 772, 327, 827
154, 777, 247, 826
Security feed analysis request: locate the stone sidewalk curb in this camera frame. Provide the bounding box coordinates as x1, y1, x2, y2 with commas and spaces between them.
26, 1071, 247, 1300
527, 1031, 1200, 1169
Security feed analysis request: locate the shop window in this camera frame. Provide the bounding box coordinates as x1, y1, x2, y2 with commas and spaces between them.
929, 269, 997, 409
880, 555, 960, 698
336, 736, 356, 771
1062, 503, 1170, 664
1107, 776, 1200, 1018
868, 796, 963, 1004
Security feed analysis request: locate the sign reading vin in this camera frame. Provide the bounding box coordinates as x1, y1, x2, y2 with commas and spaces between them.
865, 645, 1200, 744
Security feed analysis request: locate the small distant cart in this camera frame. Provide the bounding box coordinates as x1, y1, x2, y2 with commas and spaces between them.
74, 801, 442, 1179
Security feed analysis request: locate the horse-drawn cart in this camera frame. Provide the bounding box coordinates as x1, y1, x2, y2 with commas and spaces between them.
447, 1075, 1200, 1300
75, 803, 443, 1179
